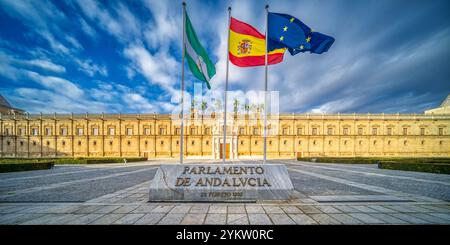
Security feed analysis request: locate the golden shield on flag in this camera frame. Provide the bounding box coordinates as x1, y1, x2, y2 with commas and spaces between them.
237, 39, 252, 55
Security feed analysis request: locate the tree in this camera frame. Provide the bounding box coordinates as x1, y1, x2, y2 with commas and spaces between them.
201, 101, 208, 115
233, 99, 240, 114
214, 99, 222, 112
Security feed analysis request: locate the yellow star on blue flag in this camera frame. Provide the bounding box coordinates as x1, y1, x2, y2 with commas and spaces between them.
267, 12, 335, 55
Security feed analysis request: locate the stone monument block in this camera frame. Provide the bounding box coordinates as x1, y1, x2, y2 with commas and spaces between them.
148, 164, 294, 202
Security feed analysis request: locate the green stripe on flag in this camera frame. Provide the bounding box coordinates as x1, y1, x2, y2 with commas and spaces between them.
186, 54, 211, 89
185, 10, 215, 89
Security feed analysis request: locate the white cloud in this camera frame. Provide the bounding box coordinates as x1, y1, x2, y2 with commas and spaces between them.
124, 44, 179, 92
1, 48, 67, 77
0, 52, 22, 80
75, 58, 108, 77
0, 51, 65, 78
26, 59, 66, 73
26, 71, 84, 99
64, 35, 83, 51
12, 88, 112, 113
78, 17, 98, 39
38, 31, 71, 54
142, 0, 179, 51
89, 88, 116, 102
76, 0, 141, 43
0, 0, 84, 54
123, 93, 157, 112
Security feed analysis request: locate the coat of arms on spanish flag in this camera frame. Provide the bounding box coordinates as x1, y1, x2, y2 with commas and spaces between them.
229, 17, 286, 67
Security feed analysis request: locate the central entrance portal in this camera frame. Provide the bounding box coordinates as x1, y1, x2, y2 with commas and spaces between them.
219, 143, 230, 159
213, 136, 237, 160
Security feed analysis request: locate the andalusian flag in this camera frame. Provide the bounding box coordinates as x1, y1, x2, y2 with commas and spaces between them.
229, 17, 286, 67
185, 10, 216, 89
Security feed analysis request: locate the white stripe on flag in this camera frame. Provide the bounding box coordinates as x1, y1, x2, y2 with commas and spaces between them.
185, 37, 210, 82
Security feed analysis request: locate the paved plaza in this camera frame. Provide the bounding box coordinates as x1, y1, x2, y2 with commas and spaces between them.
0, 159, 449, 225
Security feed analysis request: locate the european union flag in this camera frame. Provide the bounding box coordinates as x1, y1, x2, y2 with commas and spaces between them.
268, 12, 335, 55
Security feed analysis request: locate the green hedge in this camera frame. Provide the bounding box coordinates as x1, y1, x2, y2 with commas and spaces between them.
0, 157, 147, 165
298, 157, 450, 164
0, 161, 54, 173
378, 161, 450, 174
85, 157, 147, 164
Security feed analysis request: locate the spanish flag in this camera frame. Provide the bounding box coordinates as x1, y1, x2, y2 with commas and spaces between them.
229, 17, 286, 67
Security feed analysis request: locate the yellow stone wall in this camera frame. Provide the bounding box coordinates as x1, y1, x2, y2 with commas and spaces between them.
0, 113, 449, 158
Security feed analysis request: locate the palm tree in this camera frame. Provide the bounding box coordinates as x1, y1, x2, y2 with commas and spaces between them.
214, 99, 222, 112
190, 99, 196, 110
233, 99, 239, 118
242, 103, 250, 115
201, 101, 208, 115
256, 103, 264, 114
250, 103, 258, 114
190, 99, 197, 118
200, 100, 207, 156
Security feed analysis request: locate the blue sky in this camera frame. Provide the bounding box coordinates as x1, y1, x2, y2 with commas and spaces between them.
0, 0, 449, 114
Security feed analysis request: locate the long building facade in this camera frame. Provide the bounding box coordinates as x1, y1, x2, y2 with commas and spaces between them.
1, 110, 449, 159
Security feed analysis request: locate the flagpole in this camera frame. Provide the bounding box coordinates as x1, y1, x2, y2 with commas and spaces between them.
180, 2, 186, 164
223, 6, 231, 164
263, 5, 269, 164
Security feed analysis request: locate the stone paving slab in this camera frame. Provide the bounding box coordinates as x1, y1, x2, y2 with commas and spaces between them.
309, 213, 341, 224
228, 205, 246, 214
348, 213, 384, 224
158, 213, 185, 225
113, 213, 145, 224
245, 205, 265, 214
68, 214, 106, 225
297, 205, 322, 214
268, 214, 296, 224
310, 195, 409, 202
90, 213, 126, 225
263, 206, 284, 214
190, 205, 210, 214
288, 214, 318, 225
389, 213, 430, 224
417, 205, 450, 213
408, 213, 450, 224
332, 205, 361, 213
208, 205, 227, 214
367, 213, 409, 224
74, 205, 105, 214
0, 213, 46, 225
382, 205, 424, 213
227, 214, 249, 225
328, 213, 363, 225
363, 205, 397, 213
151, 205, 174, 213
112, 205, 139, 214
248, 213, 272, 225
280, 206, 303, 214
204, 213, 227, 225
428, 212, 450, 221
134, 213, 165, 225
181, 213, 206, 225
0, 205, 36, 214
315, 205, 342, 214
350, 205, 379, 213
131, 205, 157, 213
168, 205, 191, 214
18, 214, 55, 225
